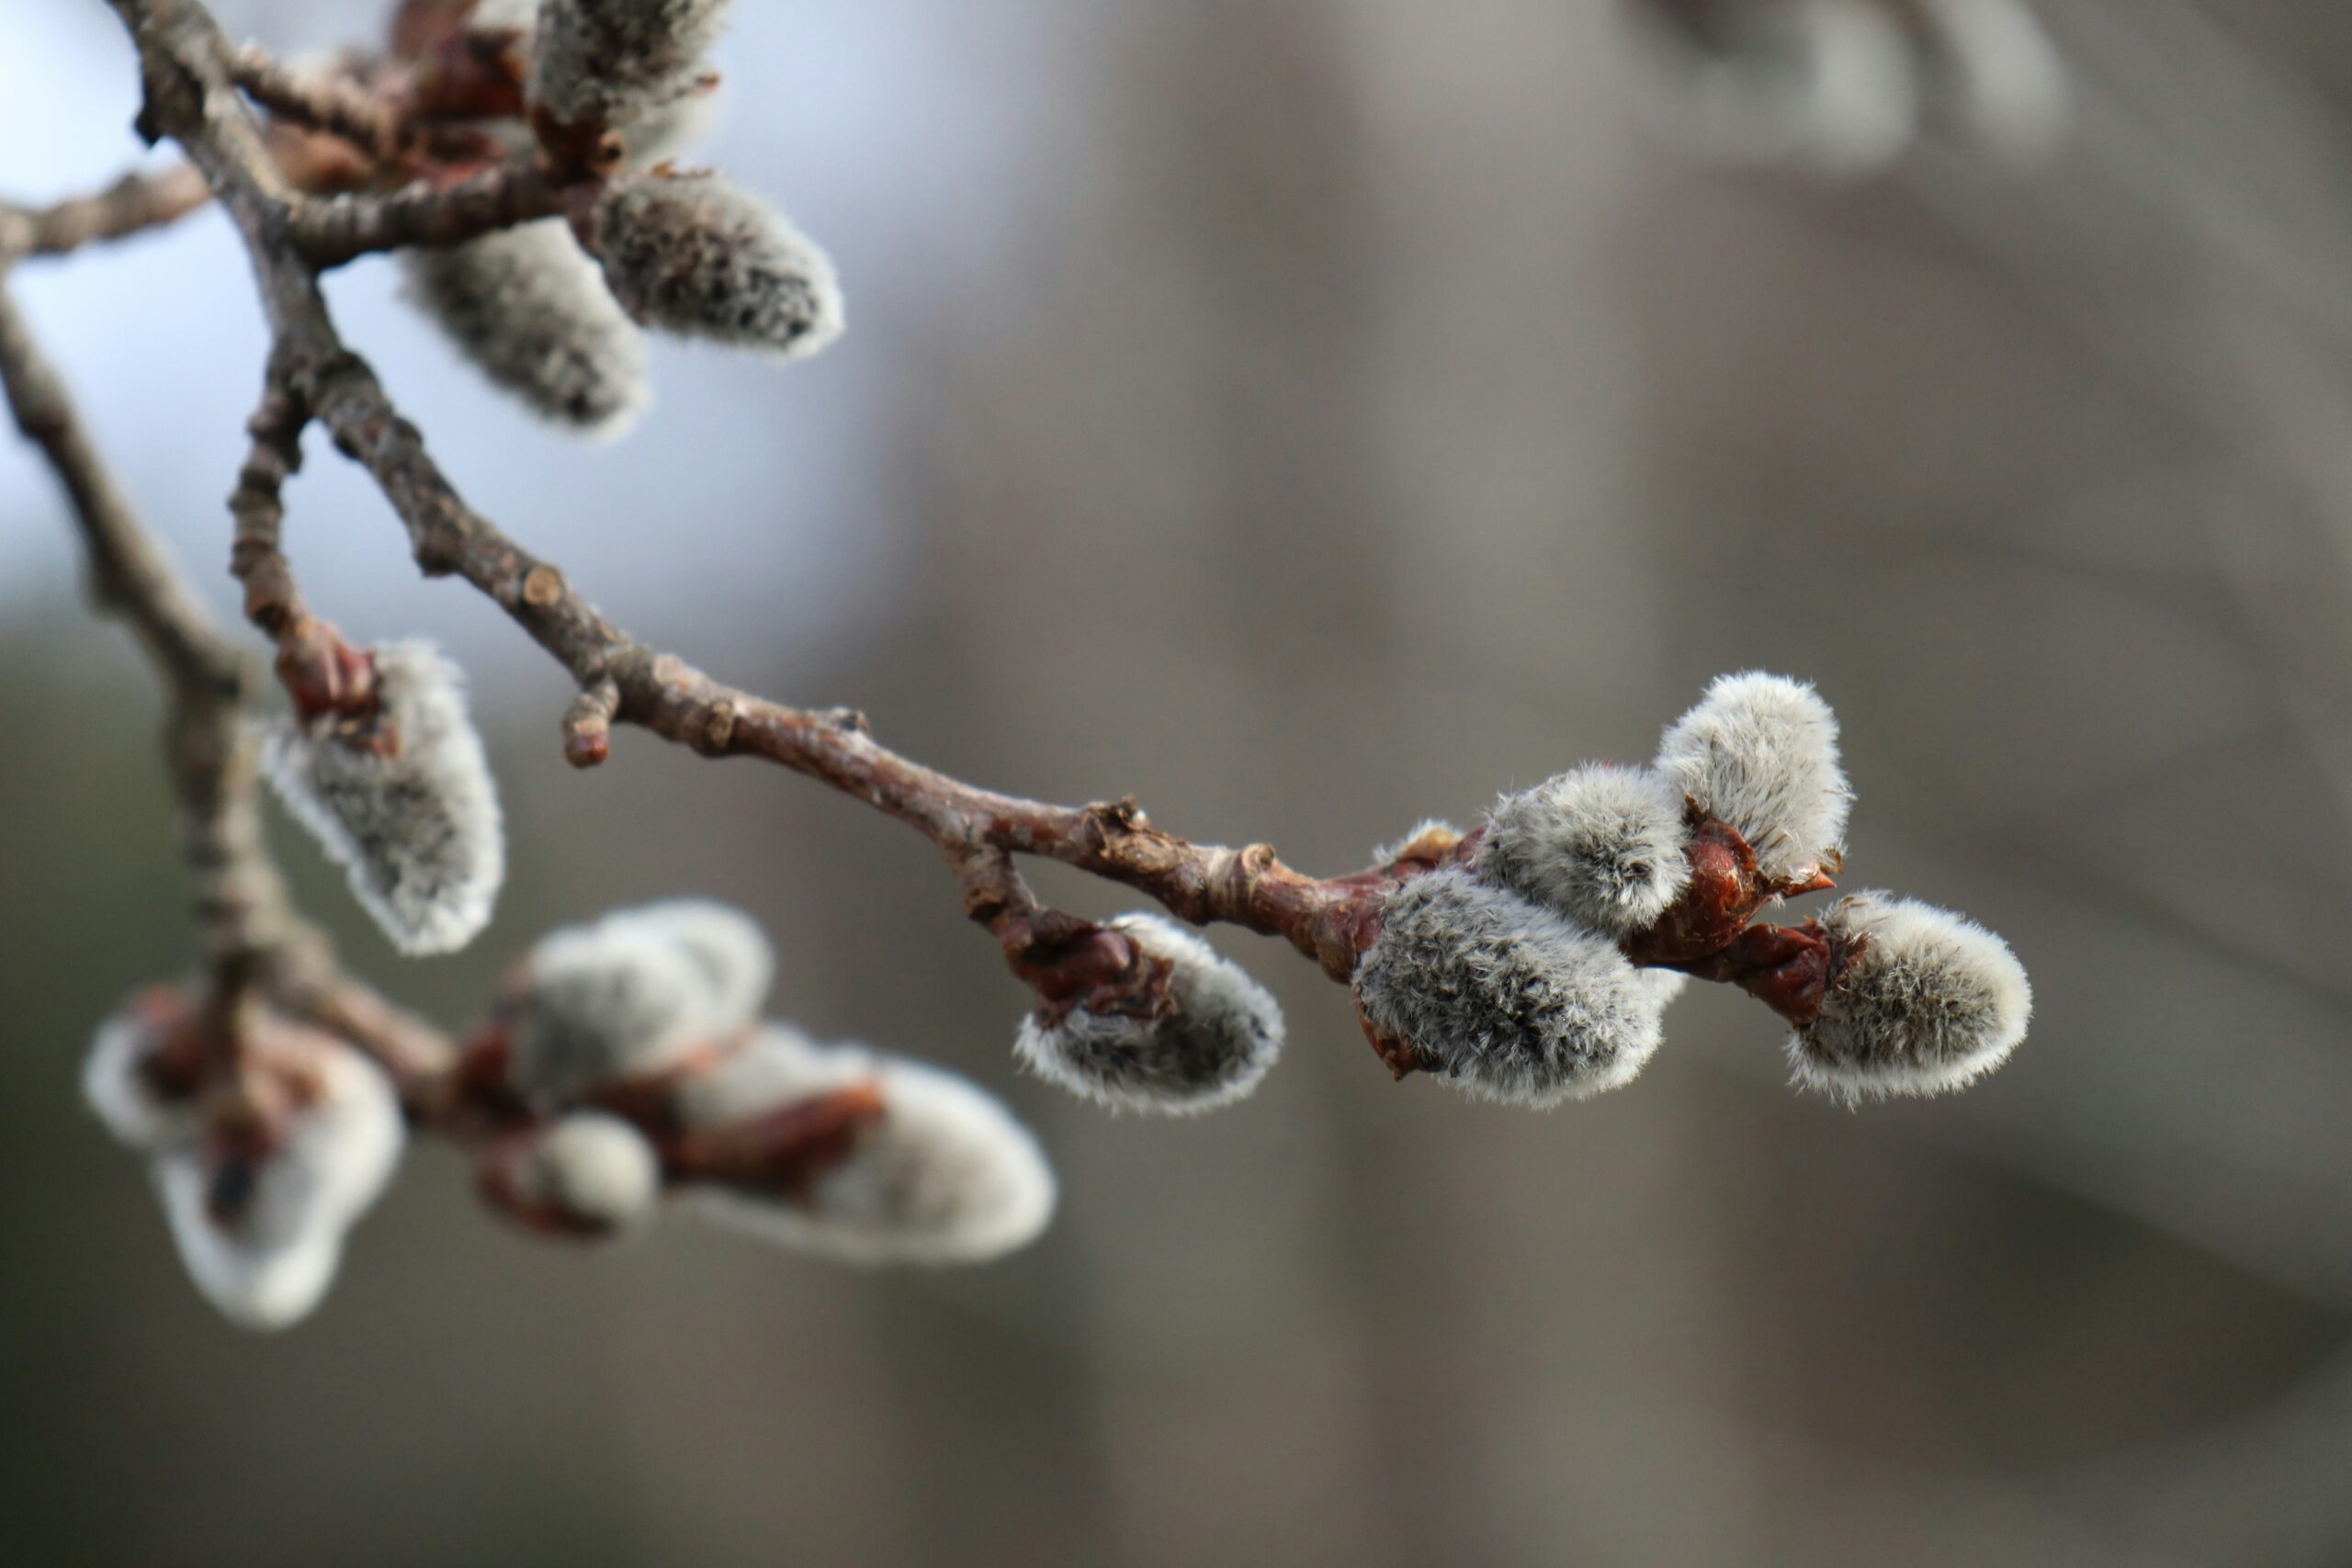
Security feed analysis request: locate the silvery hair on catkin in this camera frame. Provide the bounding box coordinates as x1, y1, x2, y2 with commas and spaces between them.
1656, 670, 1849, 886
588, 173, 844, 359
684, 1025, 1058, 1266
401, 219, 650, 436
529, 0, 737, 130
1014, 913, 1284, 1115
262, 641, 505, 956
1477, 763, 1692, 938
1354, 867, 1668, 1109
1789, 892, 2031, 1102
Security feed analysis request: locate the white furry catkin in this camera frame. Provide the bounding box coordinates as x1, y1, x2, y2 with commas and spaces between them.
1352, 867, 1667, 1109
512, 926, 709, 1105
1477, 764, 1692, 938
82, 998, 195, 1150
588, 173, 843, 359
530, 0, 735, 129
507, 899, 775, 1106
263, 641, 504, 955
1013, 914, 1284, 1115
1656, 671, 1849, 886
515, 1111, 663, 1233
85, 1013, 405, 1332
682, 1025, 1057, 1265
621, 899, 775, 1032
401, 219, 650, 435
1790, 892, 2031, 1100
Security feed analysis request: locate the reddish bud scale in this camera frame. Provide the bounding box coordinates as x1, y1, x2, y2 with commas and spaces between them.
662, 1082, 888, 1200
528, 106, 626, 179
274, 618, 379, 727
1355, 994, 1435, 1082
447, 1028, 538, 1134
1674, 921, 1843, 1026
579, 1039, 736, 1134
402, 21, 530, 125
562, 724, 611, 768
993, 901, 1148, 1011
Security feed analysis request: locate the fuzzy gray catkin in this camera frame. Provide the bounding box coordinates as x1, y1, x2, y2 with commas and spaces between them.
530, 0, 736, 129
1788, 892, 2031, 1100
1013, 914, 1284, 1115
588, 173, 843, 358
401, 219, 650, 435
680, 1025, 1057, 1265
622, 899, 775, 1030
1656, 670, 1849, 886
1353, 867, 1667, 1108
84, 1006, 405, 1331
1477, 764, 1692, 938
262, 641, 504, 955
507, 902, 770, 1107
514, 1111, 663, 1233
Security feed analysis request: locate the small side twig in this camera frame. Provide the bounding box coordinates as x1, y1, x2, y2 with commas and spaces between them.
0, 164, 210, 258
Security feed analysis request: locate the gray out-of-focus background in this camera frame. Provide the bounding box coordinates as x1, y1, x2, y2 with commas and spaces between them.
6, 2, 2352, 1564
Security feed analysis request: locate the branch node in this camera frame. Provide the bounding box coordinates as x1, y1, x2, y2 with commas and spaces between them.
691, 699, 738, 757
520, 562, 565, 608
562, 679, 619, 768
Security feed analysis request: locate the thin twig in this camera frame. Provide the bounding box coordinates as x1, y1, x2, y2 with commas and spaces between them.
113, 0, 1389, 989
0, 164, 210, 258
0, 259, 455, 1101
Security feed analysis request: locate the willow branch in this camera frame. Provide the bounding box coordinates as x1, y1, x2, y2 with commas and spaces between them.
112, 0, 1386, 989
0, 164, 210, 258
0, 260, 452, 1096
288, 161, 585, 268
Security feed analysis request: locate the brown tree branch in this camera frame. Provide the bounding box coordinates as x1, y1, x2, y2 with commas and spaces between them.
0, 164, 210, 258
288, 160, 587, 268
111, 0, 1394, 1000
94, 0, 1830, 1102
0, 265, 452, 1097
229, 43, 407, 160
227, 374, 310, 639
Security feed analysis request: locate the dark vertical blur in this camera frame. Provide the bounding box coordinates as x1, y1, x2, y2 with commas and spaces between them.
3, 1, 2349, 1563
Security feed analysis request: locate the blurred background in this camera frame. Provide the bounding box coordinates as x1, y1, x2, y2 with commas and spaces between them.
6, 0, 2351, 1563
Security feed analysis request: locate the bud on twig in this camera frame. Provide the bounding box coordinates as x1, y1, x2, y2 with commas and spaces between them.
401, 218, 650, 435
1014, 913, 1285, 1115
480, 1110, 662, 1236
504, 900, 769, 1107
681, 1025, 1057, 1265
1656, 671, 1849, 889
1788, 892, 2031, 1100
530, 0, 735, 131
1353, 867, 1668, 1107
586, 172, 843, 359
84, 995, 405, 1331
263, 639, 505, 955
1477, 764, 1693, 938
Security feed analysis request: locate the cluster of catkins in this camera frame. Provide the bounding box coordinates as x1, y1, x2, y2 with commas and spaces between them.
1013, 674, 2030, 1117
84, 989, 404, 1330
483, 900, 1054, 1263
1625, 0, 2070, 176
84, 901, 1054, 1328
401, 0, 842, 435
